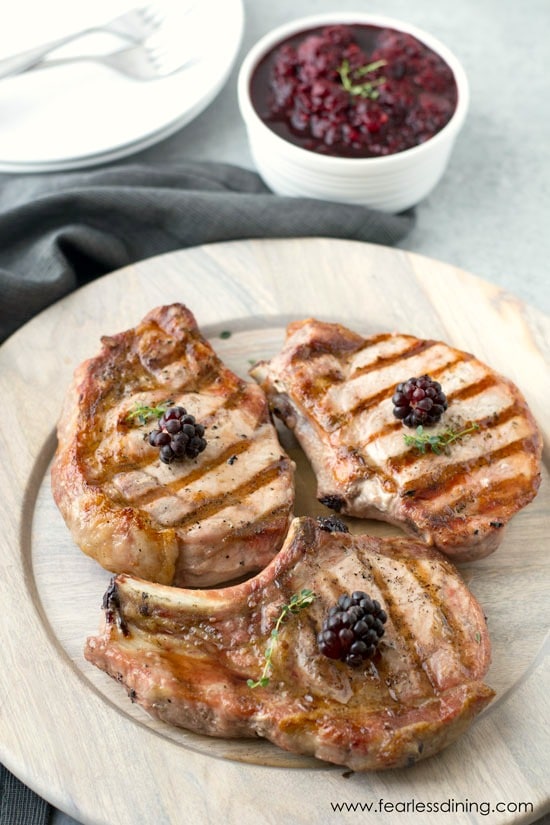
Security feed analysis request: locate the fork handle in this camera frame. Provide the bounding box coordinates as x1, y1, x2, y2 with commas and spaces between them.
0, 27, 132, 81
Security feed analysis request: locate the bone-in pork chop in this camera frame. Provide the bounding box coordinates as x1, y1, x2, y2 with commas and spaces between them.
85, 517, 494, 771
251, 319, 542, 562
51, 304, 295, 587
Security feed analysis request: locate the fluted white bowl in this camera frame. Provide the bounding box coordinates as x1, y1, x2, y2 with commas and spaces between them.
238, 13, 469, 213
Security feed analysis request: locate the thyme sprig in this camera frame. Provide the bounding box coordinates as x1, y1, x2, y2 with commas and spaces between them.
125, 399, 174, 426
247, 589, 316, 689
337, 58, 387, 100
403, 423, 480, 455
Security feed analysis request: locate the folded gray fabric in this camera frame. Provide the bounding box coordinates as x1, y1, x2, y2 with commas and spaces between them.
0, 161, 413, 343
0, 160, 413, 825
0, 766, 50, 825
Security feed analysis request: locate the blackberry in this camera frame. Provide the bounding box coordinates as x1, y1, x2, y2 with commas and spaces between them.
392, 374, 448, 428
316, 516, 349, 534
318, 494, 345, 512
148, 406, 207, 464
317, 591, 387, 667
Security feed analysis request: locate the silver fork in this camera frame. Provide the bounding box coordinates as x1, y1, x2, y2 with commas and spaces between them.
30, 39, 198, 81
0, 5, 165, 81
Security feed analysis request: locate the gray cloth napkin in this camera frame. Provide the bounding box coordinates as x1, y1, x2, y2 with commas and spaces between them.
0, 160, 413, 825
0, 768, 50, 825
0, 161, 414, 343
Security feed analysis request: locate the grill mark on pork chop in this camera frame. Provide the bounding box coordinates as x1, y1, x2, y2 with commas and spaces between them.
283, 338, 445, 414
389, 414, 527, 479
323, 404, 528, 514
355, 402, 494, 451
123, 370, 247, 413
364, 558, 438, 698
88, 382, 259, 485
360, 419, 402, 445
359, 388, 520, 469
287, 331, 388, 365
83, 384, 248, 473
315, 364, 524, 475
312, 355, 463, 432
446, 373, 499, 403
407, 560, 475, 666
380, 561, 468, 691
345, 356, 461, 418
410, 460, 540, 519
369, 551, 488, 697
348, 338, 439, 380
165, 460, 289, 529
111, 434, 292, 537
309, 543, 466, 703
117, 440, 258, 507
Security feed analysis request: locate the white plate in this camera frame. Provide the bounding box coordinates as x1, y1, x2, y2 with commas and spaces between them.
0, 0, 244, 171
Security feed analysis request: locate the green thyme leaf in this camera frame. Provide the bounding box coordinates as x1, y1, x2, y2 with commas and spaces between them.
403, 423, 480, 455
247, 588, 315, 689
337, 58, 387, 100
125, 399, 174, 426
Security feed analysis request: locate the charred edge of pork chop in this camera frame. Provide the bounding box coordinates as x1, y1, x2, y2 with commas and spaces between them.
85, 517, 494, 771
250, 319, 542, 562
51, 303, 295, 586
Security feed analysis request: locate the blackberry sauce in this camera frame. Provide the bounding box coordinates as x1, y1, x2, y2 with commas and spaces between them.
250, 24, 458, 159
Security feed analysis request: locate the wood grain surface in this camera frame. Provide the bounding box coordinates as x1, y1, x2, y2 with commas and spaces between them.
0, 238, 548, 825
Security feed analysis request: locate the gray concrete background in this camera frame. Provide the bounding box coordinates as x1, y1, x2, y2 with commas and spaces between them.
48, 0, 548, 822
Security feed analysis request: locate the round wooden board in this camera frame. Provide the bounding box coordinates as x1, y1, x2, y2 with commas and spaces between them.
0, 238, 548, 825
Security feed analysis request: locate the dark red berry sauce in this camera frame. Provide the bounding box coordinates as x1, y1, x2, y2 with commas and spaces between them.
249, 24, 458, 159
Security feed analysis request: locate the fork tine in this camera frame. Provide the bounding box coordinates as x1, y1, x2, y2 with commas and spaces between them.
100, 2, 197, 44
101, 4, 165, 44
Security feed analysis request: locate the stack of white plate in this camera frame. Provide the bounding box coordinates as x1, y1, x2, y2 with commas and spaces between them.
0, 0, 244, 172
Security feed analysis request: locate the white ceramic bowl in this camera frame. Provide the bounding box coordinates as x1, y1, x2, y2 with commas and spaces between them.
238, 13, 469, 213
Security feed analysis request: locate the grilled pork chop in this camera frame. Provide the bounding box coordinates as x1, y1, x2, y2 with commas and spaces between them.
251, 319, 542, 562
85, 516, 494, 771
51, 304, 295, 587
